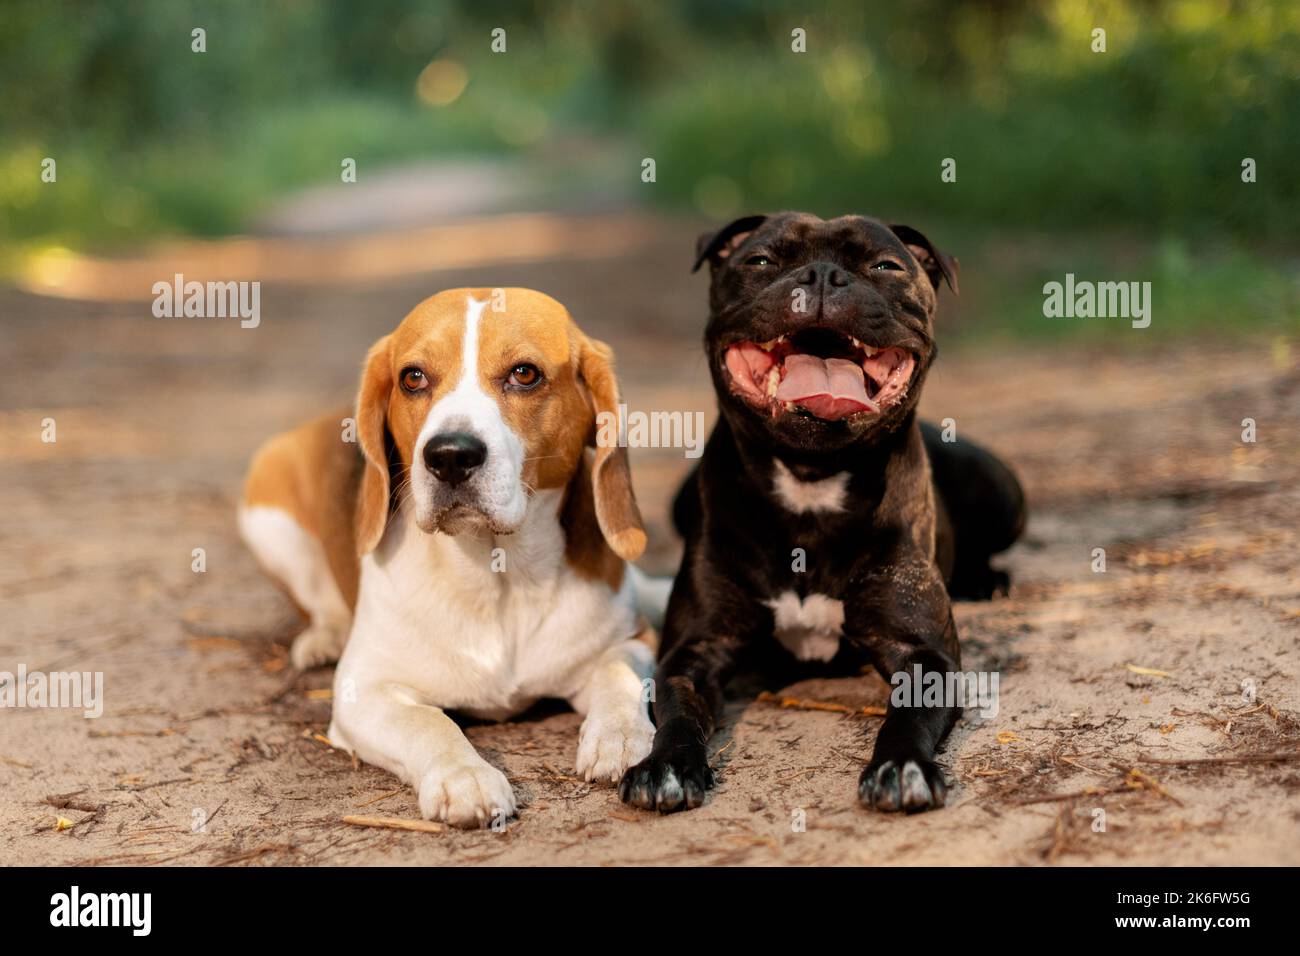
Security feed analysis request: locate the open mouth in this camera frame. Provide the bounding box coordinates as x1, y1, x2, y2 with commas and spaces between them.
723, 327, 917, 421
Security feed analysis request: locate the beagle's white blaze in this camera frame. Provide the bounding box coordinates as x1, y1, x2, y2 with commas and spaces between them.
766, 590, 844, 662
772, 460, 849, 514
411, 294, 528, 533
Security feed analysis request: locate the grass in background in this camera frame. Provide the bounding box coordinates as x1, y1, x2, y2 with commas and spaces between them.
1, 0, 1297, 338
928, 225, 1300, 343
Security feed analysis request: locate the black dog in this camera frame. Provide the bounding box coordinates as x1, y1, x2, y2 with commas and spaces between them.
619, 212, 1025, 814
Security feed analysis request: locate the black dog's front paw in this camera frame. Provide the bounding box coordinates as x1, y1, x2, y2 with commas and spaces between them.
858, 757, 949, 813
619, 744, 714, 813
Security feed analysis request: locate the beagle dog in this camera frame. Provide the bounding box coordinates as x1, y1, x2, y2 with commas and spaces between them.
239, 288, 664, 826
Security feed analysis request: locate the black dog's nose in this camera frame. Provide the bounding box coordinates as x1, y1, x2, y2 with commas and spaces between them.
796, 261, 850, 289
423, 432, 487, 486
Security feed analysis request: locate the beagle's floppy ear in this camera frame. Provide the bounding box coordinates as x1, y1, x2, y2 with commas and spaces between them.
355, 334, 394, 555
888, 223, 960, 295
579, 335, 646, 561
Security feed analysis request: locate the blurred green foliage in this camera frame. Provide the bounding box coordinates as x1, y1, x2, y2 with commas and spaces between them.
642, 0, 1300, 240
1, 0, 1297, 335
947, 227, 1299, 342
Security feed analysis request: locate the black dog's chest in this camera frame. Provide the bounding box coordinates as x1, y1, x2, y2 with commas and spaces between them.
760, 581, 847, 662
692, 421, 923, 667
766, 525, 867, 660
729, 486, 887, 664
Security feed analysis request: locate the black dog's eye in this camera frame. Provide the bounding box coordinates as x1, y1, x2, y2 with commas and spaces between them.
400, 367, 429, 392
872, 260, 905, 272
508, 363, 543, 389
745, 254, 774, 266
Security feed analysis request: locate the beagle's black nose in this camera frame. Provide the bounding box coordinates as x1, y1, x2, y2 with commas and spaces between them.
423, 432, 487, 486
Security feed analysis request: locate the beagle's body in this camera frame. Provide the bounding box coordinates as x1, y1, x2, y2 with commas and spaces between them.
240, 289, 658, 827
241, 411, 363, 667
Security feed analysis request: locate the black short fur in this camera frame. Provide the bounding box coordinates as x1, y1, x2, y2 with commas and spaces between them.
620, 212, 1026, 814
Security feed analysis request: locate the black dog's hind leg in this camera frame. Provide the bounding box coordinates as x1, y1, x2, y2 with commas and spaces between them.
921, 420, 1026, 600
847, 562, 962, 812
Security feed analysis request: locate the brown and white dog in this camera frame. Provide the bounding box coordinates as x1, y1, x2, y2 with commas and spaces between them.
239, 288, 664, 826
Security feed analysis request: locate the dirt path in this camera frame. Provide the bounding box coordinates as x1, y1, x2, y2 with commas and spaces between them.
3, 218, 1298, 866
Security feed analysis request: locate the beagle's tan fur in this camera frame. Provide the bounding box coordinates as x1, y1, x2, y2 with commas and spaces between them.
239, 288, 664, 827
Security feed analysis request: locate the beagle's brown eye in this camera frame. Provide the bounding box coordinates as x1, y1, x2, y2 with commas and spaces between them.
400, 367, 428, 392
508, 363, 543, 389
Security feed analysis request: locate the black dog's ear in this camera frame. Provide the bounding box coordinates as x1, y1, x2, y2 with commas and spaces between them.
692, 214, 768, 273
889, 224, 959, 295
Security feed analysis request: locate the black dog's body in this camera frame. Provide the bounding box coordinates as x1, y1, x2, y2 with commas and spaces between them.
670, 421, 1023, 602
620, 212, 1025, 814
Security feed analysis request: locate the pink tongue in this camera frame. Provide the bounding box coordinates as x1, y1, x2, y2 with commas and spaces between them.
775, 354, 877, 419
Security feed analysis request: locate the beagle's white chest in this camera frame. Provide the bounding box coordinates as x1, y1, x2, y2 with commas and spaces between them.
342, 500, 637, 719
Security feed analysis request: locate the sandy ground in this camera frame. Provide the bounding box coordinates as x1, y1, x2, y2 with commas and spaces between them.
2, 216, 1298, 866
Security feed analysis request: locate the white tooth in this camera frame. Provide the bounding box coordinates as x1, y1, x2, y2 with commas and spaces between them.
766, 366, 779, 397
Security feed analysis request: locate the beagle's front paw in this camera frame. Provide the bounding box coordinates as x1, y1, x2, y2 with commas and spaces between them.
576, 708, 655, 785
418, 759, 516, 828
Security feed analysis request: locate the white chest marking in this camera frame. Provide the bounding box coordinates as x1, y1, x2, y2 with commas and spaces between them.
340, 496, 638, 720
772, 460, 849, 514
766, 590, 845, 662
